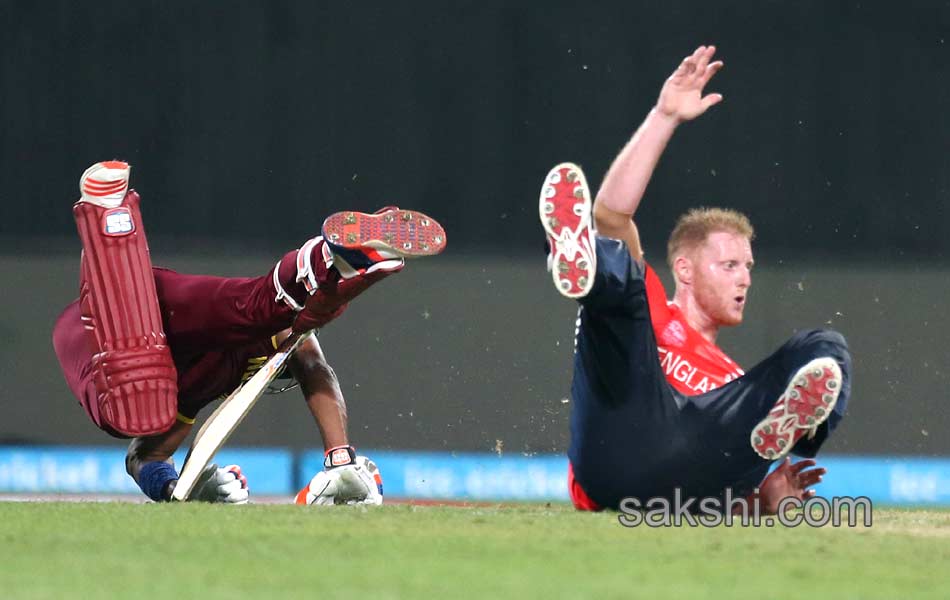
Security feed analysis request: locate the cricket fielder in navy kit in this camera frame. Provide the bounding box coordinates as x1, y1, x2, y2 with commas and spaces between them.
540, 46, 852, 513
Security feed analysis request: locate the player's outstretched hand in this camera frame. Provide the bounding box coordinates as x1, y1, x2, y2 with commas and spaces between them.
656, 45, 724, 123
295, 456, 383, 506
190, 464, 250, 504
758, 458, 826, 514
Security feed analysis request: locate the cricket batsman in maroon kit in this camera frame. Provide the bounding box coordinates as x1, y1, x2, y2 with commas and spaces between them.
52, 160, 447, 504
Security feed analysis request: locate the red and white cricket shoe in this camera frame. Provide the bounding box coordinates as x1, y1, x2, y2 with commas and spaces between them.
751, 357, 842, 460
322, 207, 446, 271
79, 161, 130, 208
539, 162, 596, 298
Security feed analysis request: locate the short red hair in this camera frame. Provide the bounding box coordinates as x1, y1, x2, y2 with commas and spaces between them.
667, 207, 754, 268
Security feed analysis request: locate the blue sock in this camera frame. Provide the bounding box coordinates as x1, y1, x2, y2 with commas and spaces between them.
138, 462, 179, 502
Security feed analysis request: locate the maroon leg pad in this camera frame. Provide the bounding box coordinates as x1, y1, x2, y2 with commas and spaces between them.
74, 190, 177, 437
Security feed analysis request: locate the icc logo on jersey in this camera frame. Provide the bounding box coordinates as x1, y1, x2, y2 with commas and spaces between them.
660, 320, 687, 347
102, 208, 135, 236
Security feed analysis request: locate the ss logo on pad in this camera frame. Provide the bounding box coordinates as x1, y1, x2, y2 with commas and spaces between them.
102, 208, 135, 236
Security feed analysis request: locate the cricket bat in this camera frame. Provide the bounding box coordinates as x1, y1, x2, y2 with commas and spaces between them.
171, 330, 312, 501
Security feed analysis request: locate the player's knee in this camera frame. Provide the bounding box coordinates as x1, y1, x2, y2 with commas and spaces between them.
826, 328, 846, 345
790, 329, 852, 385
814, 328, 848, 351
791, 328, 848, 353
820, 329, 850, 369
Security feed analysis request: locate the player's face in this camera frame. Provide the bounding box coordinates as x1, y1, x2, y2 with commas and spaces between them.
691, 231, 753, 326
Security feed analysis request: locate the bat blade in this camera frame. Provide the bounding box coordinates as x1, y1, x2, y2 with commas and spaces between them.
171, 331, 310, 501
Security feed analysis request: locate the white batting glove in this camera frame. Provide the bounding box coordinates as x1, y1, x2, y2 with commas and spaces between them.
295, 446, 383, 506
190, 464, 250, 504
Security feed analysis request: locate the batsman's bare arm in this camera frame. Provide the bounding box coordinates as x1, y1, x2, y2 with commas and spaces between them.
280, 329, 349, 451
593, 45, 724, 262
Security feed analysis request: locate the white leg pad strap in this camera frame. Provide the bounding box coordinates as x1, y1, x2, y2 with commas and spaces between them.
366, 258, 405, 274
274, 236, 341, 310
295, 236, 335, 293
273, 262, 304, 312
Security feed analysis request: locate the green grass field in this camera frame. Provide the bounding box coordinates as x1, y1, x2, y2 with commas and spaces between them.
1, 502, 949, 599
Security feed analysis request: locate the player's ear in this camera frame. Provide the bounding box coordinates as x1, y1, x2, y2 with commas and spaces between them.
673, 254, 692, 285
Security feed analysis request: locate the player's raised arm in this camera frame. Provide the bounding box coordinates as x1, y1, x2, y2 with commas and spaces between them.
594, 45, 724, 262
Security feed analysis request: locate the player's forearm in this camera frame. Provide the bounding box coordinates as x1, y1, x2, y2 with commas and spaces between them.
286, 334, 349, 449
305, 388, 349, 450
125, 423, 190, 477
294, 357, 349, 450
594, 108, 679, 224
126, 422, 191, 500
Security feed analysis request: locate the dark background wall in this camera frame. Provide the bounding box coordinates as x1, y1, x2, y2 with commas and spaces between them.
1, 1, 947, 455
